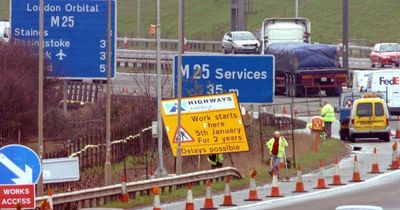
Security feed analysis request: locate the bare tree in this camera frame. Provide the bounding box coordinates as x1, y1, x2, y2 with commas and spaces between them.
0, 43, 60, 141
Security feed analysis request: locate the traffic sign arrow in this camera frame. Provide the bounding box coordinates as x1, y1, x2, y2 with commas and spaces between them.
0, 153, 33, 184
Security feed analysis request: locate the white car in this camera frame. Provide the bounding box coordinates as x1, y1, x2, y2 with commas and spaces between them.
222, 31, 260, 54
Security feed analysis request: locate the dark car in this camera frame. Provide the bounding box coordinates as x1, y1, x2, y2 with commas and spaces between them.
370, 43, 400, 67
222, 31, 260, 54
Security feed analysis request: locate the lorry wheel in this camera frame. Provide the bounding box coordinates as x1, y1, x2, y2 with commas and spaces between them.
349, 134, 356, 143
339, 129, 348, 141
275, 87, 284, 95
294, 86, 305, 97
383, 133, 390, 142
325, 88, 337, 97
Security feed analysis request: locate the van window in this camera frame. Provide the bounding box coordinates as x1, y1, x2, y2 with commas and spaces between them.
356, 103, 372, 117
375, 102, 384, 116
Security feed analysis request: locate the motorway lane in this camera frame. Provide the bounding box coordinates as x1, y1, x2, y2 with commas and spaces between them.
228, 170, 400, 210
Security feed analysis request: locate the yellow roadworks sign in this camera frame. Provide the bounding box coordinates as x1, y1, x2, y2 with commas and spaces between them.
161, 93, 249, 156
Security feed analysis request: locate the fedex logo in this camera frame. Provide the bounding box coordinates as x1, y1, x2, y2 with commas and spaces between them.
379, 76, 400, 85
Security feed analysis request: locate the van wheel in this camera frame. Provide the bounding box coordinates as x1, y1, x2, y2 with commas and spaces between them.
349, 134, 356, 143
222, 47, 227, 54
371, 63, 375, 67
383, 133, 390, 142
232, 48, 237, 54
396, 63, 400, 67
339, 129, 348, 141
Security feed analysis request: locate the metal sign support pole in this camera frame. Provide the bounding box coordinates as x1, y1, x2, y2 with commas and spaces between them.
37, 0, 44, 196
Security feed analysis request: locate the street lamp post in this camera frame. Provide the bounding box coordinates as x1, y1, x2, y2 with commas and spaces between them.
104, 0, 112, 186
154, 0, 168, 178
175, 0, 184, 175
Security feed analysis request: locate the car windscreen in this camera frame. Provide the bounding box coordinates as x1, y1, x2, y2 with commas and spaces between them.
356, 102, 372, 117
343, 96, 361, 107
380, 43, 400, 52
232, 32, 256, 41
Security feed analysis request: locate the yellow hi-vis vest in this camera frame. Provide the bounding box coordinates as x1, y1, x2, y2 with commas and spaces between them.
207, 154, 224, 165
266, 136, 288, 158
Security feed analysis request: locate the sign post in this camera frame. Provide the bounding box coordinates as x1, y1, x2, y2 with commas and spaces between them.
173, 55, 275, 103
0, 144, 41, 209
11, 0, 117, 79
311, 116, 324, 152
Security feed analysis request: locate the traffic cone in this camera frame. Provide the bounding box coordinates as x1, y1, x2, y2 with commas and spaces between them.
396, 119, 400, 138
47, 189, 54, 210
282, 105, 287, 115
200, 180, 217, 210
314, 161, 329, 189
220, 176, 236, 206
292, 165, 307, 193
185, 183, 194, 210
329, 158, 345, 186
267, 169, 284, 197
349, 155, 364, 182
244, 170, 262, 201
388, 141, 399, 170
369, 147, 382, 174
120, 175, 129, 202
152, 187, 161, 210
279, 158, 285, 169
149, 167, 155, 179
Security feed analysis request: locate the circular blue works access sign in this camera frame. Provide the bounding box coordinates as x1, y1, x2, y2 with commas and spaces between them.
0, 144, 41, 184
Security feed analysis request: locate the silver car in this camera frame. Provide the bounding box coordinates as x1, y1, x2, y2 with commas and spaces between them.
222, 31, 260, 54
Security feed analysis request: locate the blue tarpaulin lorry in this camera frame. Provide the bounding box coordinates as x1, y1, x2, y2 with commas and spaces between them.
265, 43, 348, 97
260, 18, 347, 97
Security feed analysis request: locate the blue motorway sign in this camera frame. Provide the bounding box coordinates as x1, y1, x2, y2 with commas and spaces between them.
11, 0, 116, 79
173, 55, 275, 103
0, 144, 41, 184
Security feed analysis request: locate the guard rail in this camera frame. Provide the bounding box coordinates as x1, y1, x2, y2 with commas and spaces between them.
35, 167, 242, 209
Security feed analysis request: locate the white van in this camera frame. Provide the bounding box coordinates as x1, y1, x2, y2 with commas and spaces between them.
366, 69, 400, 115
0, 21, 10, 42
352, 70, 374, 92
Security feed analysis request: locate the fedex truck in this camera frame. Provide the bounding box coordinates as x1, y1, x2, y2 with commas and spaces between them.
366, 69, 400, 115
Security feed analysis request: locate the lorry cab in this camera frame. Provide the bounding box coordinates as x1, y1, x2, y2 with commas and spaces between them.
348, 95, 390, 142
260, 17, 310, 54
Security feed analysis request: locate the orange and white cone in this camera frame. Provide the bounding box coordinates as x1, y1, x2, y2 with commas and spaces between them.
292, 165, 307, 193
388, 141, 399, 170
279, 158, 285, 170
244, 170, 262, 201
120, 175, 129, 202
185, 183, 194, 210
396, 117, 400, 138
47, 189, 54, 210
152, 187, 161, 210
282, 105, 287, 115
200, 180, 217, 210
220, 176, 236, 206
369, 147, 382, 174
267, 169, 284, 197
314, 161, 329, 189
330, 158, 345, 186
349, 155, 363, 182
